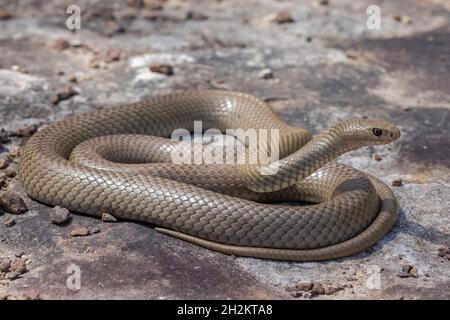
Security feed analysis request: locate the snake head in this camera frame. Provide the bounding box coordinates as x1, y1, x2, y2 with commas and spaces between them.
352, 119, 401, 145
336, 119, 401, 146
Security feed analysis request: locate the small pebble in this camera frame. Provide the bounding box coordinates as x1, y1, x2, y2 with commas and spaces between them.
373, 153, 383, 161
0, 157, 10, 169
392, 179, 403, 187
15, 124, 39, 137
149, 63, 174, 75
49, 206, 71, 225
52, 38, 70, 51
9, 148, 20, 158
0, 190, 28, 215
10, 259, 26, 274
302, 292, 312, 299
437, 245, 450, 257
258, 69, 274, 79
393, 14, 412, 24
272, 11, 295, 24
310, 283, 325, 296
91, 227, 100, 234
0, 257, 11, 272
393, 14, 402, 22
68, 75, 78, 83
105, 50, 121, 63
295, 282, 313, 291
398, 265, 418, 278
3, 216, 16, 227
51, 85, 77, 105
185, 11, 208, 21
101, 212, 117, 222
6, 272, 20, 280
70, 227, 91, 237
0, 128, 9, 144
0, 9, 12, 20
4, 167, 16, 178
0, 176, 7, 189
409, 267, 419, 278
288, 282, 341, 298
346, 51, 359, 60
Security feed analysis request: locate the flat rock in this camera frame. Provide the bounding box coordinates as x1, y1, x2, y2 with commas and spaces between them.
0, 0, 448, 300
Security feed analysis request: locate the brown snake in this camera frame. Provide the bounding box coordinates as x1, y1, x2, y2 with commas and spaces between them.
19, 90, 400, 261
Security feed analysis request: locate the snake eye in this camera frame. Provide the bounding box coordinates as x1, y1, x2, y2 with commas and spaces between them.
372, 128, 383, 137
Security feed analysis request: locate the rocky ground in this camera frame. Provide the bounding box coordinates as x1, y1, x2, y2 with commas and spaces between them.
0, 0, 449, 300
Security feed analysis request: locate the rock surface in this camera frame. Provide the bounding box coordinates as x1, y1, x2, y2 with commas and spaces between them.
0, 0, 449, 299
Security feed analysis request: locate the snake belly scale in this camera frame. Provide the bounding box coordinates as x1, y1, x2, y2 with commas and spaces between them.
19, 90, 400, 261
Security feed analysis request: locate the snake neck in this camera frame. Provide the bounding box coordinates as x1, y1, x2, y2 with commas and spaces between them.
238, 122, 375, 193
313, 123, 372, 158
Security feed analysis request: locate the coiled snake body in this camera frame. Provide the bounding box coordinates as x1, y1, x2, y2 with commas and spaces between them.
19, 91, 400, 261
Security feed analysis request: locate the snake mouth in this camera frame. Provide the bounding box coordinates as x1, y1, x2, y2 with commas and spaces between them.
383, 126, 401, 144
381, 122, 401, 141
384, 122, 401, 139
393, 127, 401, 140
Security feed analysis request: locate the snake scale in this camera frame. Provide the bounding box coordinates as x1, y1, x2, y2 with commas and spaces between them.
19, 90, 400, 261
